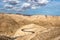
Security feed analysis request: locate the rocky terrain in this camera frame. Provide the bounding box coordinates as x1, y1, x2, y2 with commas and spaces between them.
0, 13, 60, 40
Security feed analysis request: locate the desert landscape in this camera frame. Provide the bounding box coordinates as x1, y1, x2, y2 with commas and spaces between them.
0, 13, 60, 40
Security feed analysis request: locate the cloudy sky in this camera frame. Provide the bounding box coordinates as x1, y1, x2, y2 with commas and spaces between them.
0, 0, 50, 11
0, 0, 60, 15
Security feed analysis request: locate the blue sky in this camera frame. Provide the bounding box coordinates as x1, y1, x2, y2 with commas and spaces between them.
0, 0, 60, 16
54, 0, 60, 1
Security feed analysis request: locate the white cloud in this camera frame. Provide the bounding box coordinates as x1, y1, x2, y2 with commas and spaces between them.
2, 0, 49, 12
3, 0, 8, 2
31, 5, 37, 9
3, 0, 12, 2
3, 0, 20, 3
10, 0, 20, 3
37, 0, 49, 4
31, 7, 37, 9
21, 3, 31, 7
4, 4, 13, 9
26, 0, 49, 4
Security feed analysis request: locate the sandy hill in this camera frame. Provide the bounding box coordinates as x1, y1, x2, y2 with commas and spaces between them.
0, 13, 60, 40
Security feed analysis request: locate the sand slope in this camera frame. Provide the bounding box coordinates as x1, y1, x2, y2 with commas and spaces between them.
0, 13, 60, 40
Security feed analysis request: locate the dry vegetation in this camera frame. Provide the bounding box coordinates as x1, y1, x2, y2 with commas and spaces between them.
0, 13, 60, 40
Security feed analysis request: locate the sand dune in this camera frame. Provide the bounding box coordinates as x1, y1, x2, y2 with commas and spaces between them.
0, 13, 60, 40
